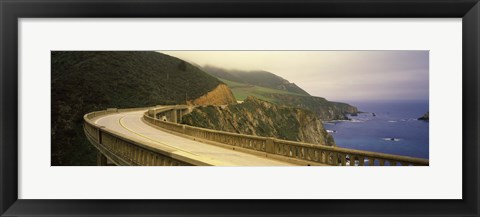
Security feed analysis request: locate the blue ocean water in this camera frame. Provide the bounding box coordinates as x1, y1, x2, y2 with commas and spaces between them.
324, 101, 429, 159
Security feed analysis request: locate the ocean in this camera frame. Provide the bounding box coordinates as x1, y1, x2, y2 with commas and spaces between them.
323, 100, 429, 159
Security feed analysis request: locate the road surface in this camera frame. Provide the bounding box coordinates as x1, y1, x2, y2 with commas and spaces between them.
95, 110, 295, 166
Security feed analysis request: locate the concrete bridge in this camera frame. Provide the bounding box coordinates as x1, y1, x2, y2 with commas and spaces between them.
84, 106, 429, 166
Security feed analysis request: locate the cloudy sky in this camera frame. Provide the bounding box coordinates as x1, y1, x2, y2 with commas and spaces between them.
162, 51, 429, 102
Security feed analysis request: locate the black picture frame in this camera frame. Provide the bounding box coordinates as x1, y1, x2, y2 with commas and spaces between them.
1, 0, 479, 216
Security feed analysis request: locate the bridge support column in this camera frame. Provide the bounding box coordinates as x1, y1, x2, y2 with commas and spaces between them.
178, 109, 183, 123
97, 151, 108, 166
266, 138, 275, 154
172, 109, 177, 123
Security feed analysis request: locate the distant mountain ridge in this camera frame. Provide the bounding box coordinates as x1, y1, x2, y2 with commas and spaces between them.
202, 65, 358, 120
202, 65, 310, 95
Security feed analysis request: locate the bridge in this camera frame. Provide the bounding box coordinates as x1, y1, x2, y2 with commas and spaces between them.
83, 106, 429, 166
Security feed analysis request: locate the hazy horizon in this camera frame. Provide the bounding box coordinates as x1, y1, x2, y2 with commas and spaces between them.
161, 51, 429, 102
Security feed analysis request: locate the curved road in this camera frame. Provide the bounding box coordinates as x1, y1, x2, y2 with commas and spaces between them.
95, 110, 295, 166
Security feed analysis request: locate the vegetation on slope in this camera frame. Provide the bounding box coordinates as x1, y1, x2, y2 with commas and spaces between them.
218, 78, 357, 120
182, 96, 335, 146
51, 51, 230, 165
202, 65, 310, 95
219, 78, 306, 102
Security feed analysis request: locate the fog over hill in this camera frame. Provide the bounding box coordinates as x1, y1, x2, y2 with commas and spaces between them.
163, 51, 429, 101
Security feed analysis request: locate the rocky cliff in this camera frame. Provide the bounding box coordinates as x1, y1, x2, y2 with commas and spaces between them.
188, 84, 236, 105
182, 96, 335, 146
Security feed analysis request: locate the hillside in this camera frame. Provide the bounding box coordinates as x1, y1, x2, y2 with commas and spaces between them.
265, 93, 358, 120
51, 51, 235, 165
182, 96, 335, 146
219, 78, 306, 102
218, 78, 357, 120
202, 65, 310, 95
201, 65, 357, 120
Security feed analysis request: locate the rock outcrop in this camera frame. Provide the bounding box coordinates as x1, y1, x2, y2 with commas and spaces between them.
182, 96, 335, 146
418, 112, 429, 121
188, 84, 236, 106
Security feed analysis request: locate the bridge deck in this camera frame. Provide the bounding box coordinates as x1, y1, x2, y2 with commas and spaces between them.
95, 110, 296, 166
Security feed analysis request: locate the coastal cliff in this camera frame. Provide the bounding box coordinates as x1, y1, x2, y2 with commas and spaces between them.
265, 93, 359, 120
182, 96, 335, 146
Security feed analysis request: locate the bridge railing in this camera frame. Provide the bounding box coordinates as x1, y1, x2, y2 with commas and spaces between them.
271, 139, 428, 166
84, 107, 213, 166
144, 114, 268, 153
144, 107, 429, 166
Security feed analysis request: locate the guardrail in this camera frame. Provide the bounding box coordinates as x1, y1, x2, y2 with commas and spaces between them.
83, 107, 213, 166
144, 107, 429, 166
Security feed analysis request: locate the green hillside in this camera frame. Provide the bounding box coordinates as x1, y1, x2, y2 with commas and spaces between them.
217, 77, 358, 120
202, 65, 310, 95
220, 78, 306, 102
51, 51, 224, 166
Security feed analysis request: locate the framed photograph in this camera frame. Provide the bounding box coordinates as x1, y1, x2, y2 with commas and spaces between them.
1, 0, 479, 216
